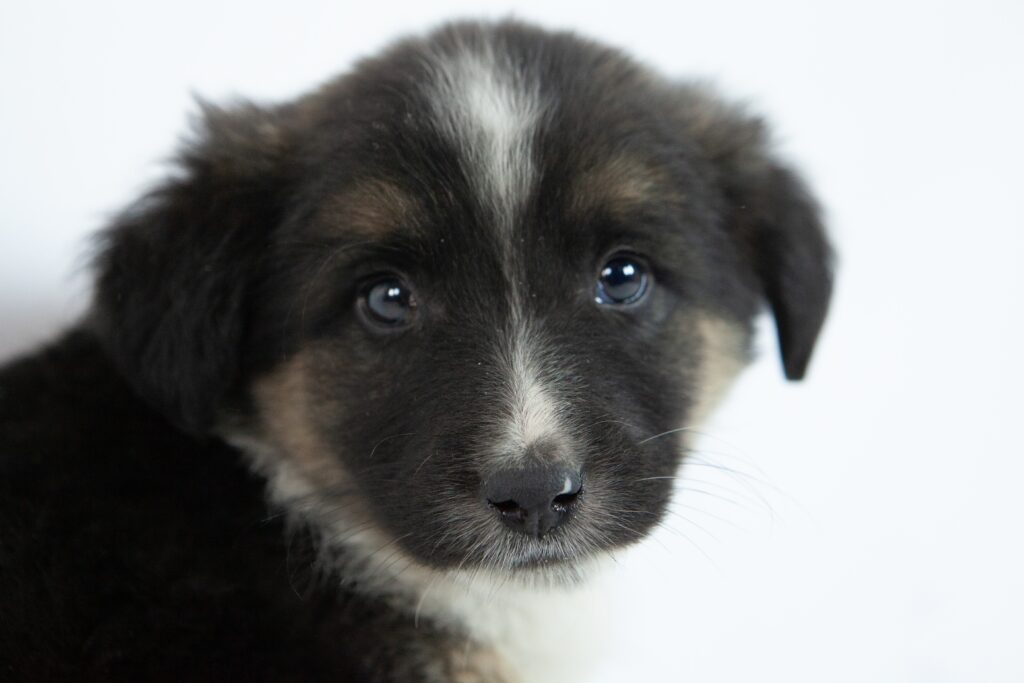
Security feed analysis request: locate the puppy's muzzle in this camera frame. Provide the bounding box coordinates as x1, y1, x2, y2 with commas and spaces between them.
484, 466, 582, 538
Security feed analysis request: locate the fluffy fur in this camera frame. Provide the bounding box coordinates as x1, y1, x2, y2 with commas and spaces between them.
0, 20, 833, 682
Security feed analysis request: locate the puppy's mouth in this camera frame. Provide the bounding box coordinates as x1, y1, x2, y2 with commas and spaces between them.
480, 483, 591, 571
481, 536, 610, 587
481, 520, 599, 576
504, 541, 578, 568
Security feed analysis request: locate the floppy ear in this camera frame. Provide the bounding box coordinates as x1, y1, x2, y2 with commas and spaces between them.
679, 88, 835, 380
736, 162, 834, 380
91, 102, 294, 434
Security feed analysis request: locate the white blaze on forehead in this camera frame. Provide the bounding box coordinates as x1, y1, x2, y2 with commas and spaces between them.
424, 38, 563, 457
424, 40, 542, 231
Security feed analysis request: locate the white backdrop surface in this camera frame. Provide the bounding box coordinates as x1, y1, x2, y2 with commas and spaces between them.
2, 2, 1022, 681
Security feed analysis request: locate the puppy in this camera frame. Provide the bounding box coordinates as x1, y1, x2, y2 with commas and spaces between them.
0, 20, 833, 683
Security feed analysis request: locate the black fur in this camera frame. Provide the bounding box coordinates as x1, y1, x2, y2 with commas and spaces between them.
0, 332, 471, 681
93, 103, 297, 434
0, 20, 833, 681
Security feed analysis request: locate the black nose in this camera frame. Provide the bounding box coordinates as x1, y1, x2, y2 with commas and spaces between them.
484, 467, 583, 538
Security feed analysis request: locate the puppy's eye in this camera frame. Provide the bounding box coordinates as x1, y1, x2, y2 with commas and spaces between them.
594, 255, 650, 305
361, 277, 416, 327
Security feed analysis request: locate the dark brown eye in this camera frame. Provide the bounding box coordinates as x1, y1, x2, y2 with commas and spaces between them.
595, 255, 650, 305
361, 277, 415, 327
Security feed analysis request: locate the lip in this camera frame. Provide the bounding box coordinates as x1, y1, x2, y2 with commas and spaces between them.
502, 543, 579, 570
508, 556, 573, 571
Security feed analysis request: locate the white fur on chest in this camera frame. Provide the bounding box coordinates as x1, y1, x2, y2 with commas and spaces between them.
414, 563, 614, 683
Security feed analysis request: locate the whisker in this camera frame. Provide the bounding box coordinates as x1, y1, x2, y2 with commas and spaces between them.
673, 502, 746, 530
411, 450, 437, 477
637, 426, 696, 445
682, 458, 778, 515
369, 432, 418, 459
649, 517, 720, 568
677, 486, 763, 516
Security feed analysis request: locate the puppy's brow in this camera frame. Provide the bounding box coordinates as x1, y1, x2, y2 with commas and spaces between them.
569, 155, 679, 218
315, 178, 423, 239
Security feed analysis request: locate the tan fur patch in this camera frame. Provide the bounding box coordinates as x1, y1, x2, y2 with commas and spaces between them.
250, 349, 349, 489
689, 314, 750, 427
447, 643, 515, 683
569, 155, 678, 218
316, 178, 422, 238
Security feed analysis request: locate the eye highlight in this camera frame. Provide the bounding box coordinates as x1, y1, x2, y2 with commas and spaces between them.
360, 276, 416, 328
594, 255, 650, 305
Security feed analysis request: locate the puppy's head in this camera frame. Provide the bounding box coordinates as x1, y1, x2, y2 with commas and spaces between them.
93, 22, 832, 580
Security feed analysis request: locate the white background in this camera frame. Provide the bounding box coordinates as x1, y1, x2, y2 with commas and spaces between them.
2, 1, 1023, 681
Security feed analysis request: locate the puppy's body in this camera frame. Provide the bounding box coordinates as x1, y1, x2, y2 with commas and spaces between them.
0, 21, 832, 682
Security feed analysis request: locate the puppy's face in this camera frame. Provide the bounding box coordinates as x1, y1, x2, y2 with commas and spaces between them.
94, 23, 832, 579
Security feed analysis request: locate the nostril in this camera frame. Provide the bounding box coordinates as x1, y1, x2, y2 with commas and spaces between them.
552, 488, 581, 510
489, 499, 521, 515
551, 473, 582, 510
